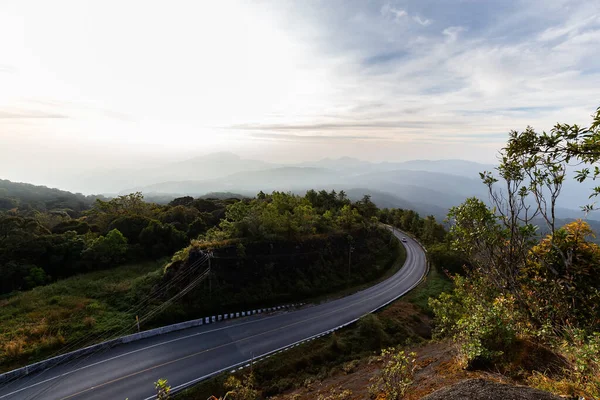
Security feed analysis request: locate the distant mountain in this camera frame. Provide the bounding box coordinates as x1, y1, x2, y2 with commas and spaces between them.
298, 157, 372, 171
385, 159, 496, 179
125, 167, 340, 195
129, 156, 598, 223
0, 179, 104, 213
71, 152, 278, 193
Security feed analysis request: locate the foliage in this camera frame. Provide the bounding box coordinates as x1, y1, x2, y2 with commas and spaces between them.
378, 208, 446, 245
522, 220, 600, 333
500, 106, 600, 211
0, 179, 103, 215
82, 229, 128, 268
317, 387, 353, 400
430, 275, 526, 366
0, 189, 236, 293
155, 378, 171, 400
426, 243, 468, 276
527, 330, 600, 399
368, 347, 417, 400
160, 226, 400, 322
223, 373, 259, 400
429, 106, 600, 399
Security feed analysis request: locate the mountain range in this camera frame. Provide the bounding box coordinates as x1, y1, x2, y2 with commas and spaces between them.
102, 152, 597, 222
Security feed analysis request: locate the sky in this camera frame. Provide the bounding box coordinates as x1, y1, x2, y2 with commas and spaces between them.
1, 0, 600, 186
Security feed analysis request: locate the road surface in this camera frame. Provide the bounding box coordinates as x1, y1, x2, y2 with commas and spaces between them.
0, 229, 427, 400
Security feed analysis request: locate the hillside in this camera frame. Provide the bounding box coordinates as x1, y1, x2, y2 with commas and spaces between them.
0, 179, 105, 215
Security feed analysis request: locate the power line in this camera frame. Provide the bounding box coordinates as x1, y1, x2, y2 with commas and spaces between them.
12, 255, 211, 399
24, 260, 211, 400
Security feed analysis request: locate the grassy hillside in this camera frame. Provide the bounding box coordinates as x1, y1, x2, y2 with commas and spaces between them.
0, 261, 164, 372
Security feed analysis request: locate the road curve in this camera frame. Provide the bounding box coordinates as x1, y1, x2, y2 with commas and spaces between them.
0, 229, 427, 400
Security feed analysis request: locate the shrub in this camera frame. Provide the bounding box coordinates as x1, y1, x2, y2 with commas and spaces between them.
368, 347, 417, 400
4, 339, 25, 359
155, 378, 171, 400
83, 316, 96, 328
223, 373, 259, 400
429, 275, 526, 367
318, 387, 353, 400
358, 314, 389, 350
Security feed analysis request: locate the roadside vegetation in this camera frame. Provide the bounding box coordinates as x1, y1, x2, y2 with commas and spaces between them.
427, 107, 600, 399
0, 260, 164, 372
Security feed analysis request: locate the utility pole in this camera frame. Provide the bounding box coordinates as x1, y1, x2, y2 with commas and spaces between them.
136, 315, 140, 333
348, 245, 354, 280
208, 250, 214, 300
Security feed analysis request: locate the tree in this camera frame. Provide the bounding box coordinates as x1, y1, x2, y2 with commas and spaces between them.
82, 229, 128, 268
51, 220, 91, 235
521, 220, 600, 332
139, 221, 188, 258
356, 194, 378, 219
107, 215, 152, 244
168, 196, 194, 207
337, 205, 362, 231
499, 107, 600, 211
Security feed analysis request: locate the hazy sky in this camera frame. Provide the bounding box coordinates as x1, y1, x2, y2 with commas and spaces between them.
1, 0, 600, 184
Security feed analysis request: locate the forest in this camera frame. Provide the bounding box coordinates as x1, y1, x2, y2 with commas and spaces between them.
0, 187, 236, 294
0, 183, 450, 296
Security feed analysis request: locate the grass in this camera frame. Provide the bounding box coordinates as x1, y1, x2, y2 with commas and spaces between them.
0, 260, 165, 372
402, 262, 453, 315
176, 263, 453, 399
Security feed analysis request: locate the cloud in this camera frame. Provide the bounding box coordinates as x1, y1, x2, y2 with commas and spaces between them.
380, 3, 431, 27
443, 26, 466, 42
0, 64, 17, 74
234, 119, 466, 132
2, 0, 600, 173
0, 109, 68, 119
250, 132, 387, 141
413, 15, 432, 26
380, 4, 407, 21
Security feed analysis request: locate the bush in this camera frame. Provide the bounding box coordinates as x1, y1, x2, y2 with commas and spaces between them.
429, 275, 526, 367
357, 314, 389, 350
368, 347, 417, 400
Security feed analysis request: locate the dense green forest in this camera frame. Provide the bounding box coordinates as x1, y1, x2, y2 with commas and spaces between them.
0, 187, 237, 294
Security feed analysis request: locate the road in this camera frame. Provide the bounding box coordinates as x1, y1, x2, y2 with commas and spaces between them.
0, 229, 427, 400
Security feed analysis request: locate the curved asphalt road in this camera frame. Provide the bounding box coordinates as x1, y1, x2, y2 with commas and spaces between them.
0, 229, 426, 400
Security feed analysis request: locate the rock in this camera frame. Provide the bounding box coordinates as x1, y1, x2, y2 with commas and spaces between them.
420, 378, 563, 400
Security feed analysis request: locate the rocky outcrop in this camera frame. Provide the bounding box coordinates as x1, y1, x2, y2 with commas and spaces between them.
420, 379, 562, 400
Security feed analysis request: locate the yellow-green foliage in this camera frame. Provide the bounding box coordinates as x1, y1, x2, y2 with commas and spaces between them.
368, 347, 417, 400
429, 275, 528, 366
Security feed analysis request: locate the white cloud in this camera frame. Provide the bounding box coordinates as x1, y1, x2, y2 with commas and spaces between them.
443, 26, 466, 42
413, 15, 432, 26
1, 0, 600, 186
380, 4, 407, 21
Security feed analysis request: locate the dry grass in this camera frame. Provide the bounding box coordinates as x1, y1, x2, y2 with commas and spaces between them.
83, 316, 96, 328
4, 339, 25, 359
0, 261, 164, 372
